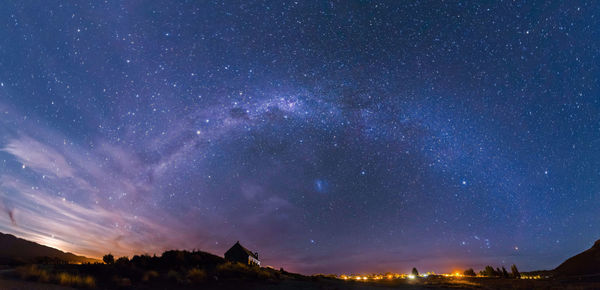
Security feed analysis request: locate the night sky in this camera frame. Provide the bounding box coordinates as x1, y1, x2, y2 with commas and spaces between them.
0, 1, 599, 275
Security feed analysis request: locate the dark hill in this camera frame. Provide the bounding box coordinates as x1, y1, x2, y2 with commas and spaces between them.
554, 239, 600, 277
0, 232, 99, 264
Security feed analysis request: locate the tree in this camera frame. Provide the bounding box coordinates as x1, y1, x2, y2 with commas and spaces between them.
501, 266, 509, 278
483, 265, 497, 277
510, 264, 521, 279
116, 256, 130, 265
103, 253, 114, 264
463, 268, 476, 276
411, 267, 419, 276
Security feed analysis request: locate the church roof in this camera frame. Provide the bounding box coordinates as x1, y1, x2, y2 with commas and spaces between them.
227, 241, 259, 260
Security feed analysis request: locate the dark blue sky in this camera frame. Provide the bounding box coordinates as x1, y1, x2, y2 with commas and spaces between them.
0, 1, 599, 274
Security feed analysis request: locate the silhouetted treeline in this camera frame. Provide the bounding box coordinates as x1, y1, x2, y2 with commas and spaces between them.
474, 264, 520, 278
463, 268, 476, 276
8, 249, 314, 289
75, 250, 285, 289
0, 256, 72, 266
100, 250, 226, 271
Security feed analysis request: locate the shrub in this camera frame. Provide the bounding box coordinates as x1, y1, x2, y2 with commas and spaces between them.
142, 270, 159, 282
312, 273, 336, 279
56, 272, 95, 288
186, 268, 207, 283
167, 269, 183, 283
16, 265, 94, 288
216, 262, 250, 278
115, 256, 130, 265
57, 273, 75, 286
256, 268, 276, 280
16, 265, 50, 282
103, 253, 114, 264
131, 254, 153, 268
216, 262, 278, 281
113, 277, 132, 287
82, 275, 96, 288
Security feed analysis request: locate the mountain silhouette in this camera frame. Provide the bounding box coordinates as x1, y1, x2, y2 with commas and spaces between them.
554, 239, 600, 277
0, 232, 99, 264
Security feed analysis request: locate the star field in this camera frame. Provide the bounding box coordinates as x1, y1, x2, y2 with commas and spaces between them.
0, 1, 599, 274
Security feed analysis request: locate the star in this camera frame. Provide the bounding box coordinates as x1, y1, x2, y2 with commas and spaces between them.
0, 0, 596, 275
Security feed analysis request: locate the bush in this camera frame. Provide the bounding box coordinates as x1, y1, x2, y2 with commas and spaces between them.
186, 268, 207, 283
82, 276, 96, 288
312, 274, 337, 279
56, 272, 95, 288
257, 269, 277, 280
16, 265, 95, 288
112, 277, 132, 287
216, 262, 250, 278
167, 269, 183, 283
142, 270, 159, 282
216, 262, 278, 281
131, 254, 154, 268
16, 265, 50, 282
103, 253, 114, 264
115, 256, 130, 265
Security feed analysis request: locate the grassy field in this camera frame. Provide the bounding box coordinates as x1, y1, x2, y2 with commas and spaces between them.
0, 275, 75, 290
338, 276, 600, 290
4, 269, 600, 290
2, 252, 600, 290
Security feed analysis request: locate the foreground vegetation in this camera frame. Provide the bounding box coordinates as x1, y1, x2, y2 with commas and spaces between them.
4, 250, 600, 289
16, 265, 96, 288
6, 250, 304, 289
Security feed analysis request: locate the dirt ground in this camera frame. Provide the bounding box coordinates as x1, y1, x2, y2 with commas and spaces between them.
2, 272, 600, 289
240, 276, 600, 290
0, 277, 75, 290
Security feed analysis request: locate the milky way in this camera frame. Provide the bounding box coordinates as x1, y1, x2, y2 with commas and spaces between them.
0, 1, 599, 274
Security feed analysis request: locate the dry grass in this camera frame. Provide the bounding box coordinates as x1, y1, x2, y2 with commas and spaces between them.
142, 270, 159, 282
15, 265, 95, 288
186, 268, 207, 283
56, 272, 96, 288
166, 269, 183, 283
16, 265, 50, 282
216, 262, 278, 280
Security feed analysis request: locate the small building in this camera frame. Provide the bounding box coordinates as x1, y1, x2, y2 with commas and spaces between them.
224, 241, 260, 266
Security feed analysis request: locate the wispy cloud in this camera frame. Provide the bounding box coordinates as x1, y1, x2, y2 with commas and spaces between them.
0, 123, 214, 258
0, 96, 277, 260
0, 176, 181, 257
3, 136, 75, 178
